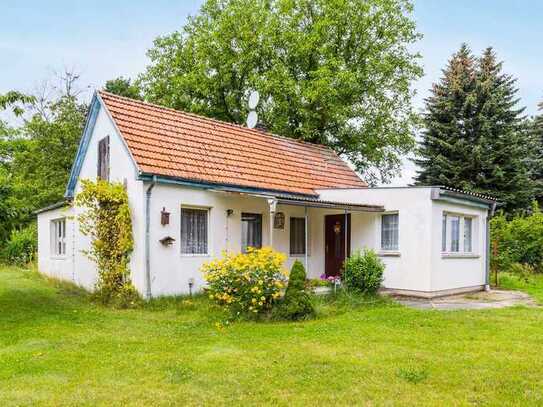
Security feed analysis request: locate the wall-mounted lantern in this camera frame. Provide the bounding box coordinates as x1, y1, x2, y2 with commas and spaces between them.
274, 212, 285, 230
161, 207, 170, 225
159, 236, 175, 246
226, 209, 234, 217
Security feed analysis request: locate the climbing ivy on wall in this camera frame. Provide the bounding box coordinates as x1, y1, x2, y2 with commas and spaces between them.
75, 179, 140, 307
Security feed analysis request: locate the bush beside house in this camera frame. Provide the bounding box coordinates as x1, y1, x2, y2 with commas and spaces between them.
1, 223, 37, 265
201, 247, 287, 316
273, 260, 315, 321
342, 249, 384, 294
491, 204, 543, 274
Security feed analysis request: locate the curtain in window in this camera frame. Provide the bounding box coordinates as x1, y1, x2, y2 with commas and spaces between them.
290, 217, 306, 255
442, 214, 447, 252
381, 214, 399, 250
464, 218, 472, 252
181, 208, 208, 254
241, 213, 262, 253
450, 216, 460, 252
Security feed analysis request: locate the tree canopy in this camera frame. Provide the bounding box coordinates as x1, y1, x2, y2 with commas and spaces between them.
139, 0, 423, 184
414, 44, 537, 213
104, 77, 142, 100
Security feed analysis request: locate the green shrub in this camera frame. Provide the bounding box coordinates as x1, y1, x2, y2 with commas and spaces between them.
273, 260, 315, 321
491, 203, 543, 273
2, 223, 37, 265
201, 247, 287, 316
342, 249, 384, 294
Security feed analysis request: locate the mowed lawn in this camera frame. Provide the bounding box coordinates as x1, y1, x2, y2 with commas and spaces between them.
2, 267, 543, 406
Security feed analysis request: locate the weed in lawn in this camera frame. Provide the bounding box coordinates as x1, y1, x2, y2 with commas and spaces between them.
165, 365, 194, 384
397, 365, 429, 384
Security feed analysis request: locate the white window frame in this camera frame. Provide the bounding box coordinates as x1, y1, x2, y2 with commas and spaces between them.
51, 218, 67, 258
180, 206, 211, 257
379, 211, 400, 256
441, 212, 477, 257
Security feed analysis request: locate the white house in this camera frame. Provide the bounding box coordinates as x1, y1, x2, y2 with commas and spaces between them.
36, 91, 497, 299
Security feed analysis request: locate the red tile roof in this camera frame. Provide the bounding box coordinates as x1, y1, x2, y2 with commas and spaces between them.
98, 91, 367, 196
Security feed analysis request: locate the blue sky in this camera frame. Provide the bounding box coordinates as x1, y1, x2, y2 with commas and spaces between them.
1, 1, 542, 184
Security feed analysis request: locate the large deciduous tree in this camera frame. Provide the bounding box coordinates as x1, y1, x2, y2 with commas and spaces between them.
415, 45, 536, 213
139, 0, 423, 184
104, 76, 142, 100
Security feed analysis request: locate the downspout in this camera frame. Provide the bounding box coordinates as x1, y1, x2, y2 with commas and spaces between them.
485, 202, 497, 290
145, 175, 157, 299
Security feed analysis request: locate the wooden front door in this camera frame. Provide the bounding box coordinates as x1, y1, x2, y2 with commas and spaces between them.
325, 214, 351, 277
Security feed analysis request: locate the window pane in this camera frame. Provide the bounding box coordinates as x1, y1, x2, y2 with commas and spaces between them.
442, 214, 447, 252
381, 214, 399, 250
290, 217, 306, 255
464, 218, 472, 252
242, 213, 262, 253
181, 208, 208, 254
450, 216, 460, 252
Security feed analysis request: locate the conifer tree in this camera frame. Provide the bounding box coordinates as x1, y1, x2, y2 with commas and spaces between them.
415, 45, 536, 213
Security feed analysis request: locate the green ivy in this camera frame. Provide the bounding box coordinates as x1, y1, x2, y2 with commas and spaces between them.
75, 179, 140, 307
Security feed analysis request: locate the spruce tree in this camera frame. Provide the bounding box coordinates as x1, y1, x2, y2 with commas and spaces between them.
415, 45, 536, 213
532, 102, 543, 203
414, 44, 478, 189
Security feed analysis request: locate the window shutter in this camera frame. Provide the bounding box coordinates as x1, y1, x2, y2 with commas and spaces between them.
97, 136, 110, 180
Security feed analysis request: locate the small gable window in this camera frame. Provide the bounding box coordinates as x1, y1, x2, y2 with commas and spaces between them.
97, 136, 110, 181
51, 218, 66, 257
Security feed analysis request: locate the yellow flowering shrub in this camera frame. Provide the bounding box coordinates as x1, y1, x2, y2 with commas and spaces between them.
201, 247, 287, 315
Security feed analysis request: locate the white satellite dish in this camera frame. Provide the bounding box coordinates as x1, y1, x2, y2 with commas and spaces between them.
247, 110, 258, 129
248, 90, 260, 109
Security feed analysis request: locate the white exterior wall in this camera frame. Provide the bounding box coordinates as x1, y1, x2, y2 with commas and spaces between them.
146, 184, 376, 295
37, 206, 75, 283
430, 201, 487, 291
319, 188, 434, 292
37, 104, 146, 292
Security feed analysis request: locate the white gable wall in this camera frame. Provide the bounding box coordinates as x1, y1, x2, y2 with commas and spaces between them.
37, 103, 146, 292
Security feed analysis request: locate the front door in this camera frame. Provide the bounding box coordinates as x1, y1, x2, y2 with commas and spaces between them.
325, 214, 351, 277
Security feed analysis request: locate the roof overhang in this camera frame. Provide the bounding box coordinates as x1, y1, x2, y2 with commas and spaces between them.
275, 196, 384, 212
431, 187, 498, 211
34, 200, 71, 215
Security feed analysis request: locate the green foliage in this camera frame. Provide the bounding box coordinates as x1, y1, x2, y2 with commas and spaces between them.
1, 223, 37, 265
0, 91, 86, 248
201, 247, 287, 316
273, 260, 315, 321
415, 45, 536, 213
343, 249, 384, 294
490, 204, 543, 273
104, 76, 142, 100
0, 91, 35, 116
139, 0, 422, 184
75, 179, 140, 307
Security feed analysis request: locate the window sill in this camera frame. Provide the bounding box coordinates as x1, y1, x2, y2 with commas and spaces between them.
441, 253, 479, 259
180, 253, 211, 258
51, 255, 68, 260
290, 254, 310, 258
378, 251, 401, 257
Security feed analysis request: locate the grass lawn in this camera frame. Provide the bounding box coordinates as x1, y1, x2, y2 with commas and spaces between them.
2, 266, 543, 406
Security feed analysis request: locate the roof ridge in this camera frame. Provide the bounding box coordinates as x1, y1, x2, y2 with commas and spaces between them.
98, 90, 335, 153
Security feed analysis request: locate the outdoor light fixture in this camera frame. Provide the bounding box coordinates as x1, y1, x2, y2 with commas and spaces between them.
226, 209, 234, 217
161, 207, 170, 225
159, 236, 175, 246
